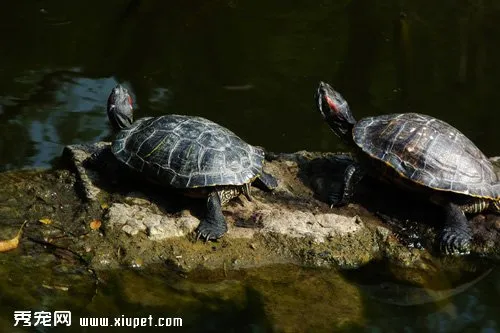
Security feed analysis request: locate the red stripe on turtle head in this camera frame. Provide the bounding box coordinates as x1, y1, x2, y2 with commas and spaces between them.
326, 95, 339, 114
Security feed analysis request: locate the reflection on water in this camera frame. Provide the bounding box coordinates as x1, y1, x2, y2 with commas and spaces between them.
0, 73, 118, 170
1, 1, 500, 171
0, 261, 498, 332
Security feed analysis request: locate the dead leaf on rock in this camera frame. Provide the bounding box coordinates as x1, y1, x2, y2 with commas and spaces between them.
0, 221, 27, 252
89, 219, 101, 230
39, 217, 53, 225
42, 284, 69, 292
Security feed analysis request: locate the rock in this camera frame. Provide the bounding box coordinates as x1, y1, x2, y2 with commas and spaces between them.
107, 203, 199, 239
62, 142, 110, 201
56, 143, 500, 270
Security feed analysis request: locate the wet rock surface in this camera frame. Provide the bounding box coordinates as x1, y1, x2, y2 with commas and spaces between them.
1, 143, 499, 275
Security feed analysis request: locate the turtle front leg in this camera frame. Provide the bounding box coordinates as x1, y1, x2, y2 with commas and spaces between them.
439, 202, 472, 255
328, 163, 364, 207
195, 191, 228, 241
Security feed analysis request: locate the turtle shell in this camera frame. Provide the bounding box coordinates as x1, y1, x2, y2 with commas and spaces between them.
353, 113, 500, 199
111, 115, 265, 189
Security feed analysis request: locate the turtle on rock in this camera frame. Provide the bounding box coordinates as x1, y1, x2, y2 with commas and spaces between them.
106, 85, 278, 241
315, 81, 500, 255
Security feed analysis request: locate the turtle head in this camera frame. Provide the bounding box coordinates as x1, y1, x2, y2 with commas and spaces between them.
107, 84, 133, 131
316, 81, 356, 141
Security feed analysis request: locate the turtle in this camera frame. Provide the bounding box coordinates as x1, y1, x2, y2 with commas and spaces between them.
106, 84, 278, 240
315, 81, 500, 255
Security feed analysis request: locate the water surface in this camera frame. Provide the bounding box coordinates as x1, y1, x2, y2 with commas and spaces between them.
1, 0, 500, 170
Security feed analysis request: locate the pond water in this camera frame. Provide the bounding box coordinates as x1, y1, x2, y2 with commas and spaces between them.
0, 259, 499, 333
1, 0, 500, 332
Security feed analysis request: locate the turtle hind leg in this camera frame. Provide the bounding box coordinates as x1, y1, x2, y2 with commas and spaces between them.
439, 202, 472, 255
195, 191, 228, 241
253, 170, 278, 191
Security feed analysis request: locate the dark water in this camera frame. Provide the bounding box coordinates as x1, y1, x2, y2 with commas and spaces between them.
1, 0, 500, 331
2, 1, 500, 170
0, 259, 499, 333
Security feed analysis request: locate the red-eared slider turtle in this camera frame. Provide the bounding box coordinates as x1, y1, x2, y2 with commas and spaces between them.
106, 85, 278, 240
316, 81, 500, 255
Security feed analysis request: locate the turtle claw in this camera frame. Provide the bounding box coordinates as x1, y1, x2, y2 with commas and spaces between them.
439, 227, 471, 255
195, 231, 203, 242
195, 230, 212, 242
329, 201, 341, 209
194, 219, 226, 242
327, 183, 345, 207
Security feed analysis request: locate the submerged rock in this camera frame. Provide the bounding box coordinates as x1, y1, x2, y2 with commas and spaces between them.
50, 142, 500, 271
